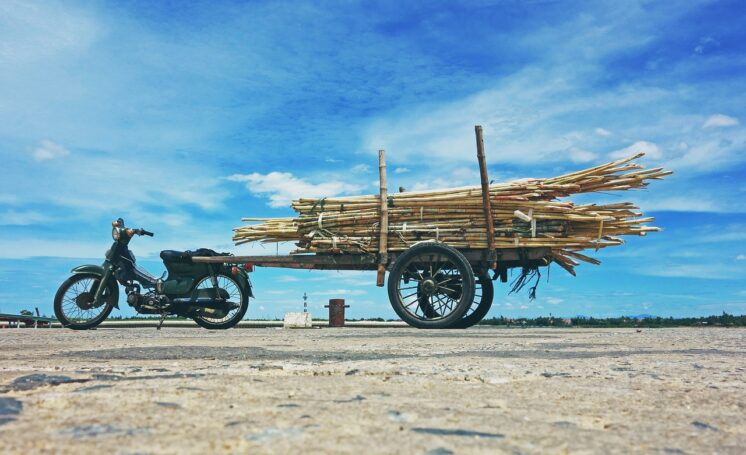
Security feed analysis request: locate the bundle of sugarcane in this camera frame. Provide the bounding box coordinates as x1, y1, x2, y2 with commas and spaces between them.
233, 153, 670, 275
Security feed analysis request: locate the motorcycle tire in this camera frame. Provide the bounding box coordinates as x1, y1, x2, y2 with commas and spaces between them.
54, 273, 118, 330
192, 273, 249, 330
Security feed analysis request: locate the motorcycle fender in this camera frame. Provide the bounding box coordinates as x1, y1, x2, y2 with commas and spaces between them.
71, 264, 105, 275
230, 267, 254, 298
70, 265, 119, 309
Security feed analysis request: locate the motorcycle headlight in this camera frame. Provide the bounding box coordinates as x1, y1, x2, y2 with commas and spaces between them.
112, 227, 121, 240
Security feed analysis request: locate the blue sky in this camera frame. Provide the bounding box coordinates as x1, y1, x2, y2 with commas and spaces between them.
1, 0, 745, 319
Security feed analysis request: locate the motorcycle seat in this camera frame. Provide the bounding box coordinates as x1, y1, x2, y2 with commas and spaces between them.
160, 249, 231, 263
160, 250, 192, 263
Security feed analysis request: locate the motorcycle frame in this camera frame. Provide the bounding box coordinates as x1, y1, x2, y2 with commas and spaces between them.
70, 224, 252, 311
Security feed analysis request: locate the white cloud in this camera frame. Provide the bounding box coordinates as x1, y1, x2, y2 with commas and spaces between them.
0, 237, 113, 259
228, 171, 364, 208
0, 209, 49, 225
736, 254, 746, 261
609, 141, 662, 160
639, 263, 743, 280
5, 149, 228, 221
31, 140, 70, 161
546, 297, 563, 305
0, 194, 18, 204
277, 275, 299, 283
410, 177, 459, 192
595, 128, 612, 137
693, 36, 719, 55
636, 196, 720, 213
394, 167, 410, 174
665, 130, 746, 171
361, 66, 678, 167
568, 147, 598, 163
702, 114, 739, 129
0, 1, 100, 65
351, 164, 370, 173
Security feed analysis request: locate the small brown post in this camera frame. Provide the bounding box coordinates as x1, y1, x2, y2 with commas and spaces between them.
325, 299, 349, 327
376, 149, 389, 286
475, 125, 497, 270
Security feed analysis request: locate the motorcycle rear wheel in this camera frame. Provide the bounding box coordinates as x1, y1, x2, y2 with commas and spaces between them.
192, 274, 248, 330
54, 273, 117, 330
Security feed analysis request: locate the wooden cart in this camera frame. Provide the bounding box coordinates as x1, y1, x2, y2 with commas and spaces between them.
192, 245, 551, 329
194, 126, 551, 329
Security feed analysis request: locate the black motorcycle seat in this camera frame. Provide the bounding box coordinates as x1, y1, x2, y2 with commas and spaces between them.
160, 249, 231, 263
160, 250, 191, 263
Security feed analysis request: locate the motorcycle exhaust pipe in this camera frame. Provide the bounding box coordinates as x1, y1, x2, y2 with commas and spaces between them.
171, 297, 237, 319
181, 305, 228, 319
171, 297, 233, 308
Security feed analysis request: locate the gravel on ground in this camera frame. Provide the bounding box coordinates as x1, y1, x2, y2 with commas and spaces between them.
0, 327, 744, 454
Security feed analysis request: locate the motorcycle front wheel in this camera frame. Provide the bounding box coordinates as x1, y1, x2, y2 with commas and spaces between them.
192, 273, 248, 330
54, 273, 118, 330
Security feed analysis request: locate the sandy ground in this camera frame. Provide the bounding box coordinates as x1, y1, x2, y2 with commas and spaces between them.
0, 327, 744, 454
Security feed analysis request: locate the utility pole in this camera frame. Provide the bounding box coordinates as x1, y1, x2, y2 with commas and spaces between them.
303, 292, 308, 313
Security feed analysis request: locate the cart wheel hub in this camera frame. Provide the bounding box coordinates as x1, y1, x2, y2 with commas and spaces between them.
421, 279, 437, 294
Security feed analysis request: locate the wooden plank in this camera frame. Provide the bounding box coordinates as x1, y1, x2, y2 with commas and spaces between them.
376, 149, 389, 286
191, 254, 378, 266
191, 247, 551, 269
475, 125, 497, 270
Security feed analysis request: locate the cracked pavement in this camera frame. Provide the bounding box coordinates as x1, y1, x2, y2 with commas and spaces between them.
1, 327, 745, 454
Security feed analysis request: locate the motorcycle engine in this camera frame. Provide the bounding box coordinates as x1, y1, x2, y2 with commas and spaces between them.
126, 291, 169, 314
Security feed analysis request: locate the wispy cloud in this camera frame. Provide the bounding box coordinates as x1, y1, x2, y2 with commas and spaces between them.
595, 128, 612, 137
693, 36, 719, 55
31, 140, 69, 161
568, 147, 598, 163
351, 164, 370, 173
636, 196, 722, 213
609, 141, 662, 160
702, 113, 739, 128
228, 171, 364, 208
639, 263, 744, 280
1, 0, 744, 319
0, 209, 50, 226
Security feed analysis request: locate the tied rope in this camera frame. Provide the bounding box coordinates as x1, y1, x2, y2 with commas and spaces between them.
509, 267, 542, 300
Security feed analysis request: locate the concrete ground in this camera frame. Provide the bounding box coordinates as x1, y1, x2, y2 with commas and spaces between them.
0, 327, 744, 454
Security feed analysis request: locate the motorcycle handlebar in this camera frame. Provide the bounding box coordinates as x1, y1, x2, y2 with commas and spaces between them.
136, 228, 154, 237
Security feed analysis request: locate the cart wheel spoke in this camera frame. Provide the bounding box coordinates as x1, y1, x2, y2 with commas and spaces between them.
387, 243, 475, 328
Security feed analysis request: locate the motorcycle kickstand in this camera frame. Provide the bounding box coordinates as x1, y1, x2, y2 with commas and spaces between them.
156, 312, 167, 331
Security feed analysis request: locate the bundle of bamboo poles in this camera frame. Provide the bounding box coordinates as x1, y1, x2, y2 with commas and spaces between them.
233, 152, 670, 275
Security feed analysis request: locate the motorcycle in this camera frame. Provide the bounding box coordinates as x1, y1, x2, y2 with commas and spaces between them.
54, 218, 253, 330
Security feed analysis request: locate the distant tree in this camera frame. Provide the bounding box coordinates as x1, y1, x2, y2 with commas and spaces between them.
19, 309, 33, 316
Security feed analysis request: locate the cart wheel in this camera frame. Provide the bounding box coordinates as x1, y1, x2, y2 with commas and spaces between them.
387, 242, 475, 329
451, 272, 494, 329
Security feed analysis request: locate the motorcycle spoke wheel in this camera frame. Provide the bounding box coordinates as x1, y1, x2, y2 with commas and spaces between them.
61, 278, 106, 322
54, 274, 116, 330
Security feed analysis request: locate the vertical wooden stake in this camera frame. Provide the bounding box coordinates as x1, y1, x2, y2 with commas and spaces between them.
376, 149, 389, 286
475, 125, 497, 270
